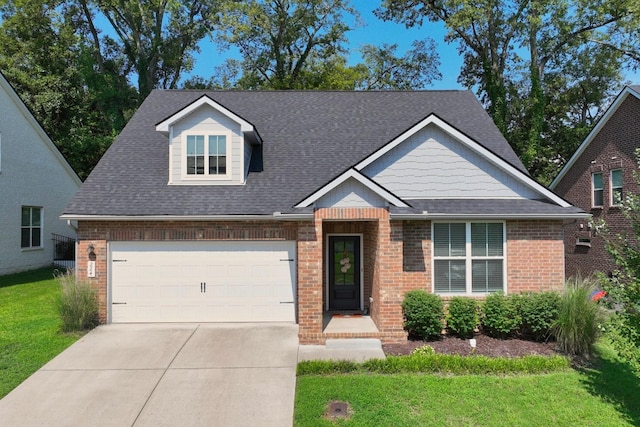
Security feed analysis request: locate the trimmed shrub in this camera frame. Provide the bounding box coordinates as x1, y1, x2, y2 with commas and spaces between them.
515, 292, 561, 342
401, 290, 444, 340
55, 270, 99, 332
553, 276, 604, 357
481, 292, 519, 339
447, 297, 478, 338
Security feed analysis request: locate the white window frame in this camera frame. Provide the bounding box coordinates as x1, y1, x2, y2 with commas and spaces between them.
592, 172, 604, 208
21, 206, 43, 250
181, 132, 231, 180
610, 168, 623, 207
431, 221, 506, 296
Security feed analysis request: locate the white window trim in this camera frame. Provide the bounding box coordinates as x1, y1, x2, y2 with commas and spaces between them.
592, 172, 604, 208
181, 132, 232, 180
610, 168, 623, 207
21, 206, 44, 250
431, 221, 506, 296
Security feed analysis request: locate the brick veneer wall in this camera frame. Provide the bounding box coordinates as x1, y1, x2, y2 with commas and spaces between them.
554, 94, 640, 278
506, 220, 565, 292
77, 216, 565, 344
77, 220, 298, 323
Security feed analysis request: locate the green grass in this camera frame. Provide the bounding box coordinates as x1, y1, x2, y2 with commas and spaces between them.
0, 267, 84, 398
294, 341, 640, 426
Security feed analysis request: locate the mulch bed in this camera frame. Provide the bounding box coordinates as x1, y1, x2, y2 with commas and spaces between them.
383, 334, 559, 358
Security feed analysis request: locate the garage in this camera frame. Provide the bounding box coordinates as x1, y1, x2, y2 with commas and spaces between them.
109, 241, 296, 323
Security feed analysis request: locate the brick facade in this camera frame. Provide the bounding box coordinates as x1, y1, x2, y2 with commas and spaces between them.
553, 93, 640, 278
77, 214, 565, 344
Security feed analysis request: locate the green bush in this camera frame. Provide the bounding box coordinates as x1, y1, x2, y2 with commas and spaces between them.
411, 345, 435, 356
55, 270, 99, 332
553, 276, 603, 357
481, 292, 519, 339
515, 292, 561, 342
446, 297, 478, 338
401, 290, 444, 340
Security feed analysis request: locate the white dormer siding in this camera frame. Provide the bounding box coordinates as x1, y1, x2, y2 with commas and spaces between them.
316, 177, 387, 208
169, 105, 245, 185
362, 124, 540, 200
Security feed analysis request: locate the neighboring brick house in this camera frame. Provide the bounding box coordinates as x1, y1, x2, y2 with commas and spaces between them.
0, 71, 81, 275
551, 86, 640, 279
63, 90, 586, 344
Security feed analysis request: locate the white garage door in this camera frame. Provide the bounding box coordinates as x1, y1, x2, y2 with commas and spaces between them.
109, 241, 296, 323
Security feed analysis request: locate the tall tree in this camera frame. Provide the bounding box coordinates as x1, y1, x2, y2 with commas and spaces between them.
212, 0, 355, 89
378, 0, 636, 183
79, 0, 217, 101
0, 0, 137, 179
195, 0, 440, 90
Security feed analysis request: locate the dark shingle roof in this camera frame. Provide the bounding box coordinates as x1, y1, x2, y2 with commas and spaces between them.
65, 90, 533, 217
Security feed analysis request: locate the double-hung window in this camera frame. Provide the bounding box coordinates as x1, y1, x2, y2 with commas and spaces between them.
21, 206, 42, 249
433, 222, 505, 294
185, 134, 227, 176
610, 169, 622, 206
592, 172, 603, 207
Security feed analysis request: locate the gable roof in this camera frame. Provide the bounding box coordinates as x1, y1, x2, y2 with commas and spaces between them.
0, 71, 81, 186
550, 85, 640, 190
64, 90, 581, 219
295, 168, 409, 208
155, 94, 259, 138
354, 113, 570, 207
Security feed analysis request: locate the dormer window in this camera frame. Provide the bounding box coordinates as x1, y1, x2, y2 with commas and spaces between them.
184, 133, 229, 178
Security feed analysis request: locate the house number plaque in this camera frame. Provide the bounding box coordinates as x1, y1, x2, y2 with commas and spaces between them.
87, 261, 96, 278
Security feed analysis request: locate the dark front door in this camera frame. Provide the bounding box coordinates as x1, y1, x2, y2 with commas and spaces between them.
328, 235, 361, 310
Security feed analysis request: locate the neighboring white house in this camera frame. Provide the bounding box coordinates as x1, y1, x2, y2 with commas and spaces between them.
0, 71, 81, 275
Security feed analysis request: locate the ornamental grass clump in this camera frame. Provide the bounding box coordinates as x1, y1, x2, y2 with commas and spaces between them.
55, 270, 99, 332
553, 275, 604, 357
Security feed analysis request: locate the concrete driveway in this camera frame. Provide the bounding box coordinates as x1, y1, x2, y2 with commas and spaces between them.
0, 323, 299, 427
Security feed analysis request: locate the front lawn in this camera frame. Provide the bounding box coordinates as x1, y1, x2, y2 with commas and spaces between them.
0, 267, 84, 398
294, 341, 640, 426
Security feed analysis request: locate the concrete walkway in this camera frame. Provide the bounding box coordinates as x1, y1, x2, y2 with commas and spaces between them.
0, 323, 299, 427
298, 338, 386, 362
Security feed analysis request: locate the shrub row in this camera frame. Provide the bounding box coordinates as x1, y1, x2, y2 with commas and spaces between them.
402, 290, 561, 342
297, 353, 570, 376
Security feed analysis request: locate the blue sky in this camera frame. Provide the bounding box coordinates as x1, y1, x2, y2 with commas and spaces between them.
188, 0, 466, 89
185, 0, 637, 89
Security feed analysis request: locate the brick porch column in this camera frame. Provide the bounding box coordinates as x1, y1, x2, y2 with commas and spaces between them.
76, 238, 108, 323
375, 218, 407, 343
297, 219, 324, 344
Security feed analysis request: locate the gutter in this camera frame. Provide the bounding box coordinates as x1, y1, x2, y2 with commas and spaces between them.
390, 212, 591, 220
60, 212, 315, 222
66, 219, 78, 233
